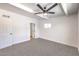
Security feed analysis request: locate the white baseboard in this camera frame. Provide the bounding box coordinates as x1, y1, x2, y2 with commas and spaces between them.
0, 38, 30, 49
38, 37, 77, 48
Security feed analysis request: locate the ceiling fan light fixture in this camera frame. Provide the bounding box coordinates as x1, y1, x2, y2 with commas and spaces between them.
43, 13, 48, 15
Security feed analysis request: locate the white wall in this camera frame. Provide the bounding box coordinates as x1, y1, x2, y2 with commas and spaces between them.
0, 8, 78, 49
0, 9, 39, 49
38, 14, 78, 47
78, 9, 79, 51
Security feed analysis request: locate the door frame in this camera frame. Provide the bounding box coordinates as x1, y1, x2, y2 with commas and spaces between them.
30, 23, 35, 40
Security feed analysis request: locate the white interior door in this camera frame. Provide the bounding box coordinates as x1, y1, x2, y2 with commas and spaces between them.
0, 18, 13, 49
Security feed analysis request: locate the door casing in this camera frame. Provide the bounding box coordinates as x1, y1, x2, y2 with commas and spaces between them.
30, 23, 35, 40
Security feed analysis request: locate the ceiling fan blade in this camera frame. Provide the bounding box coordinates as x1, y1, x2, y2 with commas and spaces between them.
37, 4, 45, 12
47, 3, 58, 11
47, 12, 55, 14
35, 12, 43, 14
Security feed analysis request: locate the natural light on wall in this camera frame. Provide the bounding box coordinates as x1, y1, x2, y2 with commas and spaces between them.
44, 23, 51, 29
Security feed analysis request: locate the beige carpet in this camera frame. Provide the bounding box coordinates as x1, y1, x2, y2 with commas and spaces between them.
0, 38, 79, 56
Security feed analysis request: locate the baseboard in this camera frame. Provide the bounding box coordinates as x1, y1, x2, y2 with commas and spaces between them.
38, 37, 77, 48
0, 39, 30, 49
0, 44, 12, 49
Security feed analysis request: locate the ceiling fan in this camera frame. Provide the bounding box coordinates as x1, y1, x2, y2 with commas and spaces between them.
35, 3, 58, 15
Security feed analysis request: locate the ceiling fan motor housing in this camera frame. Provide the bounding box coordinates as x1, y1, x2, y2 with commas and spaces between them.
36, 3, 58, 14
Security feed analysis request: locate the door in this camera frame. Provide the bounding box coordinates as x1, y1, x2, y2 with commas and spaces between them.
30, 23, 35, 40
0, 18, 13, 49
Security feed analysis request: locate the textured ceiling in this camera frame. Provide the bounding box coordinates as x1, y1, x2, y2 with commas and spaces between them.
0, 3, 46, 20
67, 3, 79, 15
22, 3, 65, 18
0, 3, 78, 19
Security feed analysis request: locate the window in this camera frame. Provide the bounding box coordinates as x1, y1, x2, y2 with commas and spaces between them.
44, 23, 51, 29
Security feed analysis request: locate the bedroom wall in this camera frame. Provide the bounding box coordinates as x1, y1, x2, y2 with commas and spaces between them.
0, 7, 78, 49
38, 14, 78, 47
0, 9, 39, 49
78, 9, 79, 51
